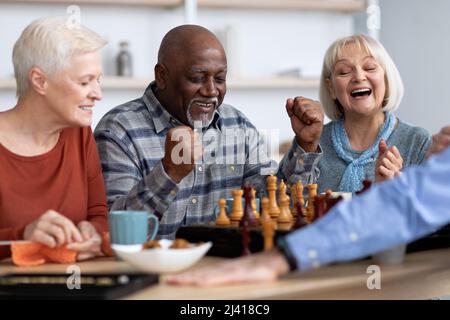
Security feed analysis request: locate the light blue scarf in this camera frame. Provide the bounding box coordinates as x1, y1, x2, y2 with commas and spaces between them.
331, 112, 396, 192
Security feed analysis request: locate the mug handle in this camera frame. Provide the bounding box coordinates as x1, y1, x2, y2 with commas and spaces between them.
147, 214, 159, 240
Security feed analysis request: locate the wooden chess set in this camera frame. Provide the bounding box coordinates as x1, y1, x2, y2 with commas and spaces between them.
176, 176, 346, 258
177, 175, 450, 258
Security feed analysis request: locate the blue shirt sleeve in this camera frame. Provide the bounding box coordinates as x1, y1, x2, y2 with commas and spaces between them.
286, 146, 450, 271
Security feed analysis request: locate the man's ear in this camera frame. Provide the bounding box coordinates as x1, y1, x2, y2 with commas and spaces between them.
155, 63, 167, 90
325, 78, 336, 100
28, 67, 48, 95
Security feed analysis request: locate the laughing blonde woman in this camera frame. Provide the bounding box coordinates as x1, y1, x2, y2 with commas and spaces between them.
282, 34, 431, 193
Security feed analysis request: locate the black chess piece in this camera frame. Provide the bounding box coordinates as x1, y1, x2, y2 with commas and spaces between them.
324, 194, 344, 214
240, 185, 259, 228
293, 201, 308, 229
313, 195, 326, 221
356, 179, 373, 195
240, 221, 251, 256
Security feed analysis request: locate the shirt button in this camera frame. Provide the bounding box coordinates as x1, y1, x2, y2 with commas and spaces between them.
198, 166, 203, 172
349, 232, 359, 242
308, 250, 318, 259
230, 166, 235, 171
293, 152, 299, 157
191, 198, 197, 204
170, 189, 177, 196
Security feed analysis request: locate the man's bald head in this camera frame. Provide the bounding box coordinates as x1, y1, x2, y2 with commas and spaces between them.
158, 25, 225, 64
154, 24, 227, 128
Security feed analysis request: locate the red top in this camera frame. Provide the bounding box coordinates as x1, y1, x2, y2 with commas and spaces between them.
0, 127, 108, 258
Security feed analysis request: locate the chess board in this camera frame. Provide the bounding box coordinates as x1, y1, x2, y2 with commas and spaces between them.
407, 223, 450, 253
177, 223, 450, 259
176, 223, 289, 258
0, 272, 158, 299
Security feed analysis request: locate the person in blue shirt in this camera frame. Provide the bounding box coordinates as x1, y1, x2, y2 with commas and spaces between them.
166, 126, 450, 286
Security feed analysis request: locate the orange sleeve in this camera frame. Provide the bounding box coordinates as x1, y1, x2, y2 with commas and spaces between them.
85, 128, 109, 234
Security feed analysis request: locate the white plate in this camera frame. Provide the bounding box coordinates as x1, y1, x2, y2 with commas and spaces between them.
112, 239, 212, 274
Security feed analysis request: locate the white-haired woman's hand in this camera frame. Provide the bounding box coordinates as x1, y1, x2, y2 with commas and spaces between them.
426, 126, 450, 158
67, 221, 104, 261
23, 210, 83, 248
375, 139, 403, 183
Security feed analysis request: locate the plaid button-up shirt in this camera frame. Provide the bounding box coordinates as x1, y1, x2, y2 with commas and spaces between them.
94, 83, 321, 238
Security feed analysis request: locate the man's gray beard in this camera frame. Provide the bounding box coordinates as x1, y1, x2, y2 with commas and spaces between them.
186, 101, 215, 129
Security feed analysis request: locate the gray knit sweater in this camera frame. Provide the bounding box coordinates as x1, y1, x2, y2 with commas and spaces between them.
315, 119, 431, 193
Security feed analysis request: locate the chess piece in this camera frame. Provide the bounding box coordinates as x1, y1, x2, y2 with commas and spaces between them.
293, 202, 308, 229
306, 184, 318, 223
295, 181, 305, 217
215, 198, 231, 226
240, 185, 259, 228
279, 179, 286, 198
230, 189, 244, 226
277, 193, 293, 231
262, 220, 275, 251
240, 220, 251, 256
259, 197, 273, 227
251, 188, 260, 219
356, 179, 373, 195
290, 184, 298, 218
266, 175, 280, 221
313, 195, 326, 221
324, 193, 344, 214
293, 182, 307, 229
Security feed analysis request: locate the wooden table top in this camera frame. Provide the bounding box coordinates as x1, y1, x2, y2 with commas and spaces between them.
1, 248, 450, 299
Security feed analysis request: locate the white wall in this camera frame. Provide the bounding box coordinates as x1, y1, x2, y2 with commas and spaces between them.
379, 0, 450, 134
0, 3, 355, 143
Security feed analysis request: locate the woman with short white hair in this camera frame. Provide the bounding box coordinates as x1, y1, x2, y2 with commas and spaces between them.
0, 17, 109, 260
283, 34, 430, 193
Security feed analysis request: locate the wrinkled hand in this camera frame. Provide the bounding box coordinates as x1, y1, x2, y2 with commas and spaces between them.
165, 249, 289, 287
426, 125, 450, 158
286, 97, 324, 152
67, 221, 103, 261
162, 126, 203, 183
375, 139, 403, 183
23, 210, 83, 248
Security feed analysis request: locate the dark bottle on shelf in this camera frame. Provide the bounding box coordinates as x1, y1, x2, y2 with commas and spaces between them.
116, 41, 133, 77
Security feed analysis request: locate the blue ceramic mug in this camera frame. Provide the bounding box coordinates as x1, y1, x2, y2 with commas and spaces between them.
109, 210, 159, 245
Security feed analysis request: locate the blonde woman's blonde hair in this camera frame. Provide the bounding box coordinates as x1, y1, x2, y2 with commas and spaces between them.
319, 34, 404, 120
12, 17, 107, 98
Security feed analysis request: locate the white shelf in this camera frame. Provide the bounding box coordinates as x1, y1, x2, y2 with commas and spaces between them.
228, 77, 319, 89
100, 77, 151, 90
0, 0, 182, 7
0, 78, 15, 89
0, 77, 150, 91
198, 0, 367, 12
0, 76, 319, 90
0, 0, 366, 11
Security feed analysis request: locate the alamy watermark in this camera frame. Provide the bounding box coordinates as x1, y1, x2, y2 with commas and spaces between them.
169, 126, 283, 167
366, 264, 381, 290
66, 264, 81, 290
66, 5, 81, 28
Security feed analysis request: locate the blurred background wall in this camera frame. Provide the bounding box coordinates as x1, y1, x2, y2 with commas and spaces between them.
0, 0, 448, 147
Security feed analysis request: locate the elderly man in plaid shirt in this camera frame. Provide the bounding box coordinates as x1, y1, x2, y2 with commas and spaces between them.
94, 25, 323, 238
